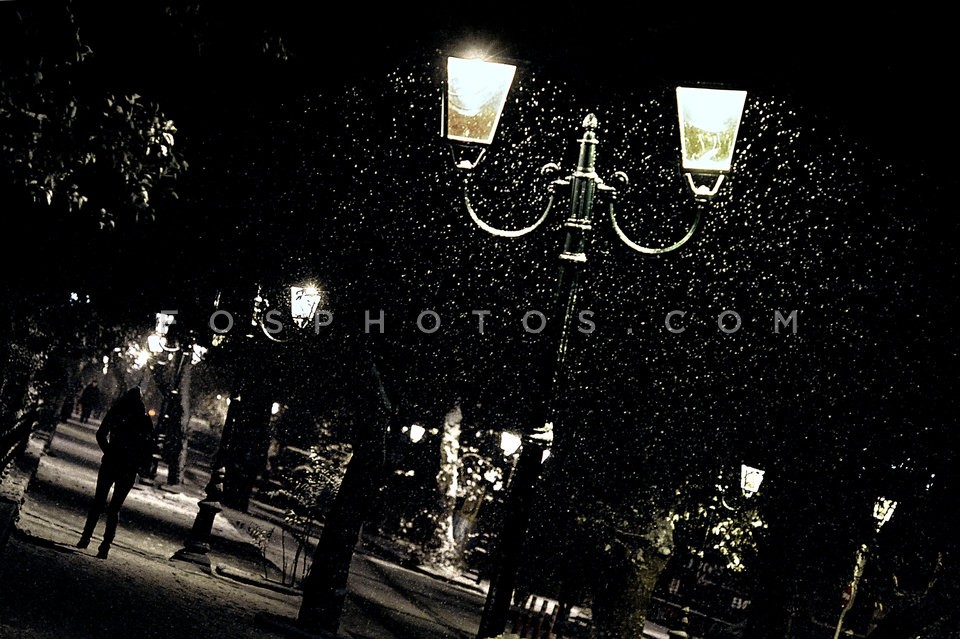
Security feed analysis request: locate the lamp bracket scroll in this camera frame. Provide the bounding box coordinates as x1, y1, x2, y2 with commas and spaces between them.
253, 293, 294, 344
258, 317, 292, 343
462, 162, 566, 238
603, 170, 704, 256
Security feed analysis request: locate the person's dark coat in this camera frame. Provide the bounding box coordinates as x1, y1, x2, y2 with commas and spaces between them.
96, 388, 155, 471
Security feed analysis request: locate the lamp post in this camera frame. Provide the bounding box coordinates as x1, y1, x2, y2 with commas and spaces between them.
145, 311, 209, 486
499, 430, 522, 490
172, 282, 325, 568
219, 282, 327, 509
141, 311, 193, 486
832, 496, 898, 639
443, 54, 749, 639
701, 463, 764, 575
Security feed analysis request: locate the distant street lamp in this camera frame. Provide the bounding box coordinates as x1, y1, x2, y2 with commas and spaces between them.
499, 431, 523, 492
706, 462, 765, 562
248, 282, 330, 344
290, 285, 325, 329
500, 431, 522, 457
720, 463, 766, 510
408, 423, 427, 443
141, 312, 196, 486
740, 464, 765, 498
443, 54, 750, 639
833, 496, 899, 639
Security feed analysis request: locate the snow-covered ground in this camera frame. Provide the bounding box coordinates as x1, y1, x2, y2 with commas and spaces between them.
0, 417, 489, 638
1, 417, 685, 638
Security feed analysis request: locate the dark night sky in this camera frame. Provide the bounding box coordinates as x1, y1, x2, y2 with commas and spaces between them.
4, 3, 955, 327
69, 4, 952, 177
65, 7, 955, 226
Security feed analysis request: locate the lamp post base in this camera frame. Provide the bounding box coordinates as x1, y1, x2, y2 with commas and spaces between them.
170, 467, 225, 573
170, 547, 213, 572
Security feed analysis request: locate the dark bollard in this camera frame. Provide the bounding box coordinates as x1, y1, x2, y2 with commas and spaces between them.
171, 466, 225, 571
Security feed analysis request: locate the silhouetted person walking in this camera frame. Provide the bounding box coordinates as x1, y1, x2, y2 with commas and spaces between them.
78, 381, 102, 424
77, 387, 156, 558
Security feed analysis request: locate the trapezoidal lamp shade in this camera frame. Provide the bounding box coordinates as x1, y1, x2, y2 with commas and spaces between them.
741, 464, 765, 498
442, 55, 517, 170
290, 285, 324, 329
676, 86, 748, 198
248, 282, 328, 344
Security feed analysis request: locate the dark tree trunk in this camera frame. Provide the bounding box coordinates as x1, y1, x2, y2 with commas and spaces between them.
297, 446, 384, 632
744, 478, 804, 639
590, 514, 675, 639
865, 556, 960, 639
219, 383, 274, 512
866, 582, 960, 639
868, 468, 960, 639
297, 350, 390, 635
165, 357, 192, 485
427, 403, 463, 569
0, 309, 49, 471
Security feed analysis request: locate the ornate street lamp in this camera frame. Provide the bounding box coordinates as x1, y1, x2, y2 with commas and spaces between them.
443, 54, 749, 639
173, 281, 328, 568
676, 86, 748, 197
443, 55, 517, 169
147, 312, 179, 354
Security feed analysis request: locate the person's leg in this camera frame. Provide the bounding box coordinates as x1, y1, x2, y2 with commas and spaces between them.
78, 461, 115, 547
97, 468, 137, 558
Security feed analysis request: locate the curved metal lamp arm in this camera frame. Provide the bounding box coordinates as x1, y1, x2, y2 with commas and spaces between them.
604, 172, 702, 255
258, 316, 293, 343
462, 163, 566, 238
609, 202, 701, 255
